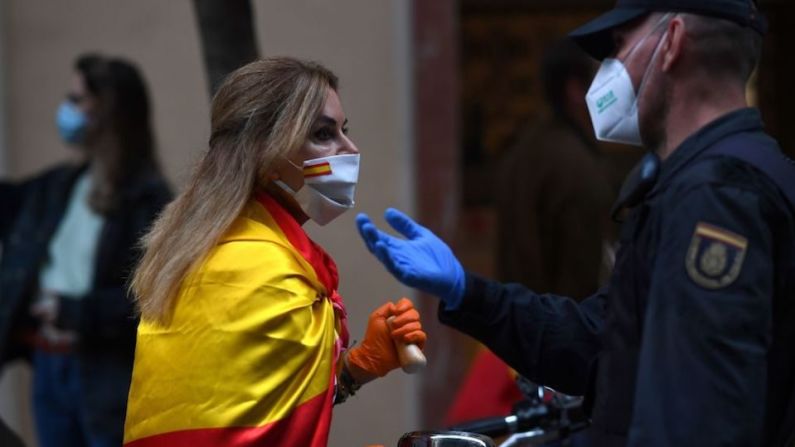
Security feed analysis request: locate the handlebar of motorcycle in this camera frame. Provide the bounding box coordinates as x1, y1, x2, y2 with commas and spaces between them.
447, 399, 588, 440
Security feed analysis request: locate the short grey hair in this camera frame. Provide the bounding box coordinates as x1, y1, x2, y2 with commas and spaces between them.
681, 13, 763, 83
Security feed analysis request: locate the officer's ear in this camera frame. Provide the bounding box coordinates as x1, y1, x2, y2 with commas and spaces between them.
660, 16, 686, 73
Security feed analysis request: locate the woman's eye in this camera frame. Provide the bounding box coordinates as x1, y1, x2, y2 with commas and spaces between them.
314, 128, 334, 141
342, 126, 350, 135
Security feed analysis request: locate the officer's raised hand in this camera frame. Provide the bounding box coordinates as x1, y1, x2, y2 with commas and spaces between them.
356, 208, 465, 309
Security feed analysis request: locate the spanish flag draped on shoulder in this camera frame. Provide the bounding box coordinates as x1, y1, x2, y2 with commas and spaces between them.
123, 192, 349, 447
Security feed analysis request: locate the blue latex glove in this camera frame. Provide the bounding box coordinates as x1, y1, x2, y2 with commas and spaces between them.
356, 208, 466, 309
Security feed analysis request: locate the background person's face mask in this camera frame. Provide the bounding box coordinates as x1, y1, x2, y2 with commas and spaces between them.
585, 14, 672, 146
276, 154, 360, 226
56, 100, 88, 145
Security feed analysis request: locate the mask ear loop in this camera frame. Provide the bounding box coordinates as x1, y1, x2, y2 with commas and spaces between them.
628, 13, 676, 117
619, 13, 674, 65
284, 157, 303, 171
273, 156, 306, 193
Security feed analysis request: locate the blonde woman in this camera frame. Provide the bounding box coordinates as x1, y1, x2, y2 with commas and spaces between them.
123, 57, 426, 447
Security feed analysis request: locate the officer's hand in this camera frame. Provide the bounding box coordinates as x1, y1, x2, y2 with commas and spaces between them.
356, 208, 465, 308
346, 299, 426, 380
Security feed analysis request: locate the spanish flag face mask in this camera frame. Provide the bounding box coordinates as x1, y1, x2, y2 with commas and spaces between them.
276, 154, 361, 225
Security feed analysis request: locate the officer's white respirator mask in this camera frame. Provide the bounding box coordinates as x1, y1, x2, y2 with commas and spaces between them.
276, 154, 360, 226
586, 13, 673, 146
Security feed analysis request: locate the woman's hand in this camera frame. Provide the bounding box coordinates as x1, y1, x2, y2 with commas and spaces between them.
345, 298, 426, 383
29, 291, 77, 351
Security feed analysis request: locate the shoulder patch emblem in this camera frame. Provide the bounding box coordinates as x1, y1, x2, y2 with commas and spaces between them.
686, 222, 748, 289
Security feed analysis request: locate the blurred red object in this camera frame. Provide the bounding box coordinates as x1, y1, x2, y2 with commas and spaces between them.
443, 348, 523, 426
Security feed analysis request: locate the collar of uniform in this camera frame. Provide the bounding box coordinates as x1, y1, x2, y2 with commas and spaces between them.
648, 107, 764, 197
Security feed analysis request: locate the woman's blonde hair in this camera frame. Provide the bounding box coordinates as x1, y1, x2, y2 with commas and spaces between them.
132, 57, 338, 322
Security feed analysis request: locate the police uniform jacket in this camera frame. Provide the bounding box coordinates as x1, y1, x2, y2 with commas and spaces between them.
440, 108, 795, 446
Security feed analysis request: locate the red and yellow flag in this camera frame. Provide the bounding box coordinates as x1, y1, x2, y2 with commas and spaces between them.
124, 193, 348, 446
303, 161, 333, 178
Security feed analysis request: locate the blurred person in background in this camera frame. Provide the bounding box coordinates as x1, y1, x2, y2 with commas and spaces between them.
0, 54, 172, 447
123, 57, 426, 447
496, 38, 612, 300
446, 38, 612, 427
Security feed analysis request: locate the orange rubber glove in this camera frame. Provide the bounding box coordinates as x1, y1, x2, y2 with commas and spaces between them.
346, 297, 426, 378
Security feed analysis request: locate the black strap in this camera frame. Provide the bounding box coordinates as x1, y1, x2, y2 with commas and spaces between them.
706, 132, 795, 447
610, 152, 660, 221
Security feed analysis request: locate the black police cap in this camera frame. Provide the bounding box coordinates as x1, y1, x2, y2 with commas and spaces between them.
569, 0, 767, 60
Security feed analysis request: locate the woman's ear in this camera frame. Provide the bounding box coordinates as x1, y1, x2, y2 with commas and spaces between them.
661, 16, 686, 72
273, 157, 304, 191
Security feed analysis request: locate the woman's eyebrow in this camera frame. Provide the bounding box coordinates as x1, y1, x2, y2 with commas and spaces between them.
316, 116, 337, 127
315, 116, 348, 127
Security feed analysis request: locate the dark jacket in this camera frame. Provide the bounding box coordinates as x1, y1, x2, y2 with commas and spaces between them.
495, 117, 613, 300
0, 162, 172, 438
440, 109, 795, 446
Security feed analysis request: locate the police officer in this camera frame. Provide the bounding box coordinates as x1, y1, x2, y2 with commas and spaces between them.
356, 0, 795, 445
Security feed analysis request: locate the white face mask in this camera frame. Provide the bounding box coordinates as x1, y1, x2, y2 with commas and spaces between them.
585, 14, 671, 146
276, 154, 360, 226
